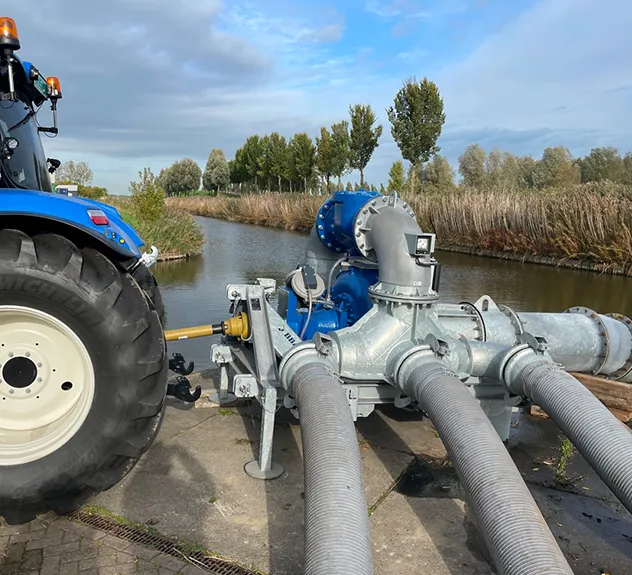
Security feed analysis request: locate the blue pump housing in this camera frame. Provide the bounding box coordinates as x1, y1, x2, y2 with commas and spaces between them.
0, 189, 145, 259
316, 189, 380, 254
281, 189, 383, 339
282, 266, 378, 339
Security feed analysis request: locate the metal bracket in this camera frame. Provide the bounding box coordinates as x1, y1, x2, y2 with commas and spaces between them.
423, 334, 450, 357
242, 285, 284, 480
256, 277, 277, 297
208, 345, 236, 405
313, 332, 334, 356
474, 294, 500, 313
233, 374, 257, 398
518, 332, 549, 354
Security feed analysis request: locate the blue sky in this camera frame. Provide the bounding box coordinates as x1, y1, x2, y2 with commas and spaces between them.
9, 0, 632, 192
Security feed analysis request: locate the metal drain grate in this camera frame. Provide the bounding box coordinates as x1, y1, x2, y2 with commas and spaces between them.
67, 509, 258, 575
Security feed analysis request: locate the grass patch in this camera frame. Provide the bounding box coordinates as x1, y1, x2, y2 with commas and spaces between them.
218, 407, 238, 416
82, 504, 160, 536
555, 436, 576, 485
107, 196, 204, 258
177, 537, 207, 556
168, 181, 632, 271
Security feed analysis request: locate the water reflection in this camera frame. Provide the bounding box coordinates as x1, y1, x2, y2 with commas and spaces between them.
156, 216, 632, 370
153, 255, 204, 289
438, 251, 632, 316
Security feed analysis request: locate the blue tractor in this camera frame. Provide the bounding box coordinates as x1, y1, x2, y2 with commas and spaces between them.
0, 17, 169, 524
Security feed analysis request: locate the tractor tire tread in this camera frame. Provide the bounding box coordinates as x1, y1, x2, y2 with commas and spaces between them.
0, 230, 168, 525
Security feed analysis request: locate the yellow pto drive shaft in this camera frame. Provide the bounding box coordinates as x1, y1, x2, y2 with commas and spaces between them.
164, 312, 250, 342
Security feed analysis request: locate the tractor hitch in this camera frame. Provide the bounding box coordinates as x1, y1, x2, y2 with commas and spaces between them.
166, 375, 201, 403
168, 352, 194, 376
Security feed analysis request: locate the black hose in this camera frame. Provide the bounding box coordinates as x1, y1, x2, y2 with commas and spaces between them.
511, 359, 632, 513
405, 362, 573, 575
292, 362, 373, 575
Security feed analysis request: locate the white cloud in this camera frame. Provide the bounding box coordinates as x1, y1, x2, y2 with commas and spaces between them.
436, 0, 632, 138
365, 0, 432, 19
367, 0, 632, 177
7, 0, 632, 192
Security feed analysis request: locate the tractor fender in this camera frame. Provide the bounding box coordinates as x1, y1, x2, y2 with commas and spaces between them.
0, 189, 145, 260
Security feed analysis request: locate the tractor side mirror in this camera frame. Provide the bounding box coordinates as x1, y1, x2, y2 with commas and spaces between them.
47, 157, 61, 173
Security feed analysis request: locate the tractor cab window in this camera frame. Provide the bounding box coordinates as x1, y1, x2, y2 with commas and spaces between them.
0, 98, 52, 192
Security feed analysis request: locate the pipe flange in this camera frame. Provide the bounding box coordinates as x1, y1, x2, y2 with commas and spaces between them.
353, 193, 415, 261
498, 303, 524, 341
368, 283, 439, 304
458, 302, 487, 342
316, 198, 336, 250
498, 343, 533, 391
278, 341, 320, 391
564, 306, 610, 375
606, 313, 632, 381
391, 344, 434, 390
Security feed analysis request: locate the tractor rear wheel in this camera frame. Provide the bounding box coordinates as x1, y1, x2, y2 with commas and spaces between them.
0, 230, 168, 525
132, 261, 165, 323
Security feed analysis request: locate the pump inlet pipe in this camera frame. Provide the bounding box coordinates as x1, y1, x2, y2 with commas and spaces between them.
196, 189, 632, 575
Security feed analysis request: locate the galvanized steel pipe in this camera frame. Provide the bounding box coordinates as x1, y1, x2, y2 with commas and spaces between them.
517, 311, 632, 379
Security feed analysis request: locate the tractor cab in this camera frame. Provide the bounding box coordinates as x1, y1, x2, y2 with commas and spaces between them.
0, 17, 61, 192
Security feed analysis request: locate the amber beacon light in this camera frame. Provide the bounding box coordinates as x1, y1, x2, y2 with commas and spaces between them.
0, 17, 20, 50
46, 76, 62, 99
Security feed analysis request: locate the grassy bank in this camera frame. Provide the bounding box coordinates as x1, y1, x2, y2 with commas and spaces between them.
107, 196, 204, 259
167, 183, 632, 274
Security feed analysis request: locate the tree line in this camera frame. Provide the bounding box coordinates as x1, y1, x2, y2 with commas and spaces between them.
385, 144, 632, 196
157, 143, 632, 199
59, 75, 632, 198
153, 77, 444, 196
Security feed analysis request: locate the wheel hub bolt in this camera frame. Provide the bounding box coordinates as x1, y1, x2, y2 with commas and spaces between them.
25, 352, 30, 357
37, 363, 42, 367
8, 352, 13, 357
37, 377, 42, 383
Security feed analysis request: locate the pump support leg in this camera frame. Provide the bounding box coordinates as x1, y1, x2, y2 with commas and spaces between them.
245, 384, 283, 479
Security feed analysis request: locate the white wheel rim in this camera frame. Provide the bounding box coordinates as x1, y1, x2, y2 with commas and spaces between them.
0, 305, 95, 466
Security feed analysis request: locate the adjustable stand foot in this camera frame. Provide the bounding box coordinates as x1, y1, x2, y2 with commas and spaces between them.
244, 460, 284, 480
207, 391, 237, 405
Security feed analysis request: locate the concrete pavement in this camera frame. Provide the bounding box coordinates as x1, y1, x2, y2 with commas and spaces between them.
3, 369, 632, 574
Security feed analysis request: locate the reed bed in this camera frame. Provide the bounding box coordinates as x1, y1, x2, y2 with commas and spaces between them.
107, 196, 204, 258
167, 184, 632, 273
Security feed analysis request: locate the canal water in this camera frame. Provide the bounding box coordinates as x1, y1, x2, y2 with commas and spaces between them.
154, 216, 632, 370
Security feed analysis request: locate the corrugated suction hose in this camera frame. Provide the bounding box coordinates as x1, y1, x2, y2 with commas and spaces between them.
511, 360, 632, 513
292, 362, 373, 575
406, 362, 573, 575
